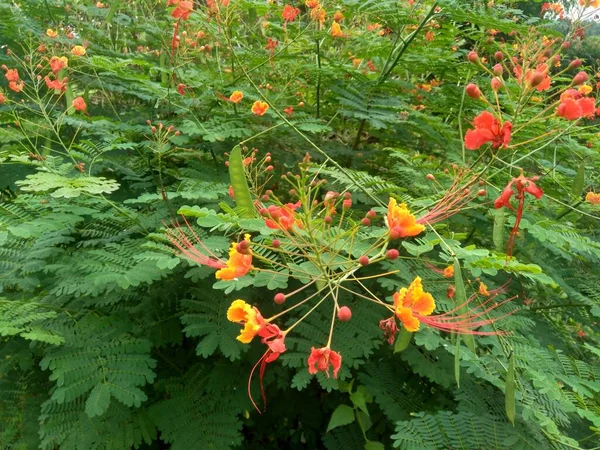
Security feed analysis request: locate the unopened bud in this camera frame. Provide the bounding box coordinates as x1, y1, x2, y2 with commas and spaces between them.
494, 51, 503, 62
259, 208, 269, 216
324, 216, 333, 224
272, 239, 280, 248
266, 165, 274, 172
569, 59, 582, 70
358, 256, 369, 266
466, 83, 481, 99
337, 306, 352, 321
467, 51, 479, 63
528, 71, 545, 88
343, 199, 352, 209
361, 218, 371, 226
491, 77, 502, 91
572, 71, 587, 86
386, 249, 399, 260
477, 189, 486, 196
561, 41, 571, 50
366, 210, 376, 219
344, 192, 352, 199
447, 284, 456, 299
261, 194, 269, 201
274, 293, 286, 305
493, 64, 503, 76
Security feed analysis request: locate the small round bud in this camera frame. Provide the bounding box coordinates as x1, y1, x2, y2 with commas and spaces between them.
366, 210, 376, 219
494, 51, 503, 62
389, 229, 401, 240
572, 71, 588, 86
272, 239, 280, 248
337, 306, 352, 321
344, 192, 352, 199
259, 208, 269, 217
343, 199, 352, 209
467, 51, 479, 63
466, 83, 481, 100
359, 256, 369, 266
491, 77, 502, 91
569, 59, 582, 70
386, 249, 399, 260
426, 173, 435, 181
174, 130, 180, 136
528, 71, 545, 88
447, 284, 456, 299
324, 216, 333, 224
261, 194, 269, 201
361, 218, 371, 226
477, 189, 486, 196
274, 293, 286, 305
493, 64, 503, 76
561, 41, 571, 50
289, 189, 297, 196
265, 190, 273, 196
266, 165, 274, 172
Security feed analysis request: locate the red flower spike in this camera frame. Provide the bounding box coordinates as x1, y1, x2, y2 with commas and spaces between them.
307, 347, 342, 378
464, 111, 512, 150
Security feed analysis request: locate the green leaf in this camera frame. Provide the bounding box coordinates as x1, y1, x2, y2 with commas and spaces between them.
364, 441, 385, 450
326, 404, 355, 433
350, 390, 369, 415
571, 161, 585, 198
394, 328, 412, 353
85, 383, 111, 418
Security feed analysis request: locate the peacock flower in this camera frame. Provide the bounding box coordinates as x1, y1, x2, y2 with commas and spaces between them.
585, 192, 600, 205
229, 90, 243, 103
479, 282, 490, 296
71, 45, 86, 56
393, 277, 436, 332
227, 300, 265, 343
307, 347, 342, 378
330, 22, 343, 38
494, 173, 543, 210
44, 76, 67, 92
556, 89, 595, 120
443, 265, 454, 278
264, 202, 302, 231
386, 198, 425, 239
171, 0, 193, 19
524, 64, 551, 91
49, 56, 68, 74
464, 111, 512, 150
379, 317, 399, 344
72, 97, 87, 112
251, 100, 269, 116
8, 81, 24, 93
215, 234, 253, 280
305, 0, 320, 8
4, 68, 20, 83
282, 5, 300, 26
46, 28, 58, 38
0, 92, 5, 104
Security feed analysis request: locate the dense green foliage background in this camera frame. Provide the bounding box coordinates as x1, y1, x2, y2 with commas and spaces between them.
0, 0, 599, 449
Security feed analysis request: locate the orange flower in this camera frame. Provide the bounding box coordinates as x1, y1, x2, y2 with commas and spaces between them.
586, 192, 600, 205
330, 22, 343, 38
479, 282, 490, 296
333, 10, 344, 22
310, 7, 326, 23
307, 347, 341, 378
264, 202, 302, 231
579, 84, 593, 95
251, 100, 269, 116
44, 76, 67, 92
9, 81, 24, 93
4, 69, 19, 83
46, 28, 58, 38
386, 198, 425, 239
71, 45, 86, 56
305, 0, 320, 8
229, 90, 243, 103
227, 300, 265, 343
393, 277, 436, 332
443, 265, 454, 278
49, 56, 68, 74
282, 4, 300, 23
171, 0, 193, 20
0, 92, 5, 104
72, 96, 87, 112
215, 234, 253, 280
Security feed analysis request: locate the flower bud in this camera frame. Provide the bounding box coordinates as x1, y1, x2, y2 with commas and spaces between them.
366, 210, 376, 219
259, 207, 269, 217
561, 41, 571, 50
344, 192, 352, 199
266, 165, 274, 171
465, 83, 481, 99
337, 306, 352, 321
261, 195, 269, 201
493, 64, 503, 76
572, 71, 587, 86
467, 51, 479, 63
491, 77, 502, 91
274, 293, 285, 305
361, 218, 371, 226
447, 284, 456, 299
386, 249, 399, 260
569, 59, 582, 69
477, 189, 486, 196
426, 173, 435, 181
342, 199, 352, 209
358, 256, 369, 266
272, 239, 280, 248
324, 216, 333, 224
494, 51, 503, 62
528, 71, 545, 88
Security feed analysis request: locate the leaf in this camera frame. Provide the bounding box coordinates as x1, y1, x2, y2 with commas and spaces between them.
228, 145, 255, 218
253, 269, 290, 290
364, 442, 385, 450
350, 390, 369, 415
571, 161, 585, 198
85, 383, 111, 417
394, 328, 412, 353
326, 404, 356, 433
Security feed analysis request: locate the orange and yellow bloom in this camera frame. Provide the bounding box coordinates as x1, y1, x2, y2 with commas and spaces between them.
229, 90, 243, 103
251, 100, 269, 116
72, 97, 87, 112
386, 198, 425, 239
330, 22, 343, 38
71, 45, 86, 56
443, 265, 454, 278
586, 192, 600, 205
46, 28, 58, 38
227, 300, 265, 343
393, 277, 436, 332
215, 234, 253, 280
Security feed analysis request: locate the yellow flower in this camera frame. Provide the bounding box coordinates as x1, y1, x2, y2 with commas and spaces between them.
479, 282, 490, 296
229, 90, 243, 104
393, 277, 436, 332
330, 22, 343, 38
227, 300, 264, 343
46, 29, 58, 38
443, 265, 454, 278
586, 192, 600, 205
215, 235, 252, 280
386, 198, 425, 239
578, 84, 592, 95
251, 100, 269, 116
71, 45, 86, 56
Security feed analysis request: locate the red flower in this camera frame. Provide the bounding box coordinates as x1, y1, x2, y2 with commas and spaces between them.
379, 317, 399, 344
177, 83, 185, 95
171, 0, 193, 19
557, 89, 595, 120
282, 5, 300, 25
4, 68, 19, 83
44, 76, 67, 92
265, 38, 279, 55
264, 202, 302, 231
307, 347, 342, 378
524, 64, 551, 91
72, 96, 87, 112
464, 111, 512, 150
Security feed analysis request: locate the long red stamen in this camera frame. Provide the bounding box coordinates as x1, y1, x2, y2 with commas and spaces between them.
247, 350, 270, 414
164, 216, 226, 268
417, 176, 478, 225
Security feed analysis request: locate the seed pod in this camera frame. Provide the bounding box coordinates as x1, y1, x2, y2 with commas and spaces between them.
493, 207, 505, 252
394, 328, 412, 353
229, 145, 255, 218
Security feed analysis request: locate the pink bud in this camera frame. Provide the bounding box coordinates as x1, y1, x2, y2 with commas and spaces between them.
361, 218, 371, 226
272, 239, 280, 248
493, 64, 503, 76
572, 71, 587, 86
342, 199, 352, 209
561, 41, 571, 50
259, 208, 269, 216
467, 51, 479, 63
266, 165, 274, 171
359, 256, 369, 266
426, 173, 435, 181
528, 71, 545, 87
477, 189, 486, 196
366, 210, 376, 219
569, 59, 582, 69
386, 249, 399, 260
491, 77, 502, 91
274, 293, 285, 305
494, 51, 503, 62
337, 306, 352, 321
324, 216, 333, 224
465, 83, 481, 99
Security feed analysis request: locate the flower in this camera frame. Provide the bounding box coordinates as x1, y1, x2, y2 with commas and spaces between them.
393, 277, 436, 332
171, 0, 193, 19
578, 84, 593, 95
282, 5, 300, 24
333, 10, 344, 22
215, 235, 253, 280
264, 202, 302, 231
46, 28, 58, 38
229, 90, 243, 103
556, 89, 595, 120
524, 64, 551, 91
0, 92, 5, 104
305, 0, 320, 8
586, 192, 600, 205
494, 173, 543, 210
44, 76, 67, 92
227, 300, 265, 343
4, 69, 19, 83
284, 106, 294, 116
386, 198, 425, 239
479, 282, 490, 296
464, 111, 512, 150
8, 81, 24, 93
307, 347, 342, 378
443, 265, 454, 278
49, 56, 68, 74
72, 96, 87, 112
251, 100, 269, 116
379, 317, 399, 344
330, 22, 343, 38
71, 45, 86, 56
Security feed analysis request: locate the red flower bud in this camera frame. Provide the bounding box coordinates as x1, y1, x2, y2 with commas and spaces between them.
358, 256, 369, 266
494, 51, 503, 62
337, 306, 352, 321
324, 216, 333, 224
561, 41, 571, 50
477, 189, 486, 196
572, 71, 587, 86
386, 249, 399, 260
467, 51, 479, 63
272, 239, 280, 248
274, 293, 286, 305
426, 173, 435, 181
528, 71, 545, 88
361, 218, 371, 226
491, 77, 502, 91
366, 210, 376, 219
259, 208, 269, 217
466, 83, 481, 99
342, 199, 352, 209
569, 59, 582, 69
493, 64, 503, 76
